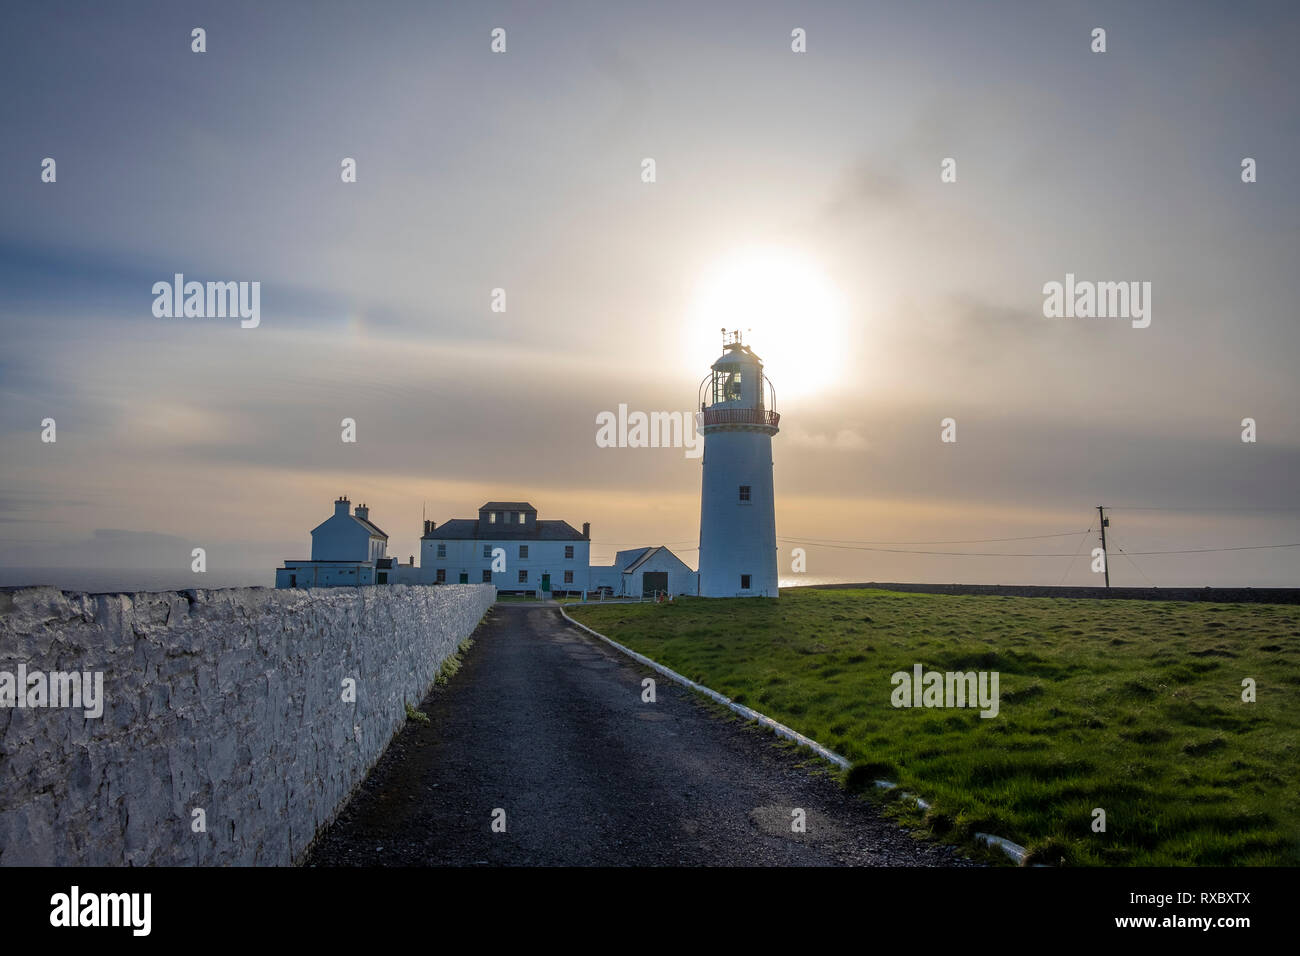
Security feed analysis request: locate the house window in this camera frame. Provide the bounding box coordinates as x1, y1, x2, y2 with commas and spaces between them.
564, 571, 574, 584
518, 512, 526, 525
489, 512, 497, 524
739, 485, 751, 502
483, 545, 492, 559
436, 569, 446, 583
564, 545, 574, 559
741, 574, 751, 590
437, 543, 447, 558
482, 569, 492, 583
519, 545, 529, 559
518, 570, 528, 583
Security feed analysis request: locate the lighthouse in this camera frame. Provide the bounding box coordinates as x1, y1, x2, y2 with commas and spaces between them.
697, 330, 780, 597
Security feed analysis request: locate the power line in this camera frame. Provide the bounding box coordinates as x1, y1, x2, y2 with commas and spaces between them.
592, 541, 697, 547
779, 540, 1084, 557
775, 529, 1090, 546
778, 538, 1300, 557
1111, 543, 1300, 555
1107, 505, 1300, 513
1057, 527, 1094, 586
1109, 535, 1157, 587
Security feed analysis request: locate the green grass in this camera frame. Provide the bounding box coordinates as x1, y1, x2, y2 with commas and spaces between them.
568, 588, 1300, 865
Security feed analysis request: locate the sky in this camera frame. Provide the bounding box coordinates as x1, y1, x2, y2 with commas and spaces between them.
1, 0, 1298, 588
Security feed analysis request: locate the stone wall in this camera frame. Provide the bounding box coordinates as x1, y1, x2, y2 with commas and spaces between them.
0, 583, 495, 865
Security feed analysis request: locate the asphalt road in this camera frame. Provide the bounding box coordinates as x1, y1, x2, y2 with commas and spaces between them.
304, 602, 974, 866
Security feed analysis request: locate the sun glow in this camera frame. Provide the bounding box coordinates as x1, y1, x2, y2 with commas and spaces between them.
688, 247, 847, 400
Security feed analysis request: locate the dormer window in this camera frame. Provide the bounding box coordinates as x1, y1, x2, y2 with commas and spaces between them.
489, 512, 497, 524
518, 512, 526, 525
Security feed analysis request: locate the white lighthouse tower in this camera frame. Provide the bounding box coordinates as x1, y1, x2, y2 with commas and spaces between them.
697, 330, 780, 597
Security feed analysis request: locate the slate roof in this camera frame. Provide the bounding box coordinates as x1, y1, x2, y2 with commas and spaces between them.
624, 546, 664, 573
354, 516, 388, 538
422, 518, 586, 541
310, 513, 388, 539
480, 501, 536, 512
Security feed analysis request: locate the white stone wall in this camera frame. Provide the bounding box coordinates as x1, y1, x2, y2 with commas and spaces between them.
420, 538, 590, 590
0, 582, 495, 866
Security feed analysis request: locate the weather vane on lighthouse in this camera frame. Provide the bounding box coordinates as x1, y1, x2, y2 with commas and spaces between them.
720, 327, 751, 349
697, 332, 780, 597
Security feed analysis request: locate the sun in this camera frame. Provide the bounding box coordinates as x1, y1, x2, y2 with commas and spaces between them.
687, 247, 846, 400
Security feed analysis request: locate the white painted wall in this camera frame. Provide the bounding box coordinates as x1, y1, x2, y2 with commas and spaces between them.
590, 547, 698, 596
634, 548, 699, 596
276, 561, 376, 588
419, 537, 591, 591
698, 428, 779, 597
311, 501, 383, 563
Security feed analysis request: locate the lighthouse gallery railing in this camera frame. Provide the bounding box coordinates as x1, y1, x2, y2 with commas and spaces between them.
699, 408, 781, 428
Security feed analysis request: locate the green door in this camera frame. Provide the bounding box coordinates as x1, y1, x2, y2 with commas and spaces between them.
459, 573, 468, 584
541, 573, 551, 592
642, 572, 668, 597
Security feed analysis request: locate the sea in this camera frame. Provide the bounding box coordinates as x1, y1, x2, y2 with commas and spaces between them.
1, 568, 858, 594
0, 567, 274, 594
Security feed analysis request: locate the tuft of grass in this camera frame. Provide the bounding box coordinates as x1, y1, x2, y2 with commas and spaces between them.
844, 761, 898, 792
570, 589, 1300, 866
1023, 838, 1075, 867
405, 702, 430, 724
435, 637, 476, 687
924, 807, 957, 835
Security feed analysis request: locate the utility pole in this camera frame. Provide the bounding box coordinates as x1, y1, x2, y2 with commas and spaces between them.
1097, 505, 1110, 588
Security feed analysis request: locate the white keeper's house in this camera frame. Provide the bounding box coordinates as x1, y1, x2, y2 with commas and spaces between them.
276, 496, 416, 588
420, 501, 590, 595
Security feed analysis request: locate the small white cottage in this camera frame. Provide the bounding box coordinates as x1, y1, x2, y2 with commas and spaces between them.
276, 496, 402, 588
589, 546, 698, 598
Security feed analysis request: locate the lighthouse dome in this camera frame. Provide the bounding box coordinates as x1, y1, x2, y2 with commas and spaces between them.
698, 331, 779, 430
711, 344, 763, 370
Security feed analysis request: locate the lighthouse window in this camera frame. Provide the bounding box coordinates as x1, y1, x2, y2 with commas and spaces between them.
712, 369, 744, 404
727, 371, 743, 399
738, 485, 751, 502
740, 575, 752, 590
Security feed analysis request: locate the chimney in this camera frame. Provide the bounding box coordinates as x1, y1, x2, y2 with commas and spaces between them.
355, 503, 369, 521
582, 522, 590, 539
334, 495, 350, 517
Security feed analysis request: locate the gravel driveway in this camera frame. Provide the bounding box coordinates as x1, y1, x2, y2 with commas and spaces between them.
304, 602, 975, 866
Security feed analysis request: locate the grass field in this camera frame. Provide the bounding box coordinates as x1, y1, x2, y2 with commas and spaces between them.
568, 588, 1300, 865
